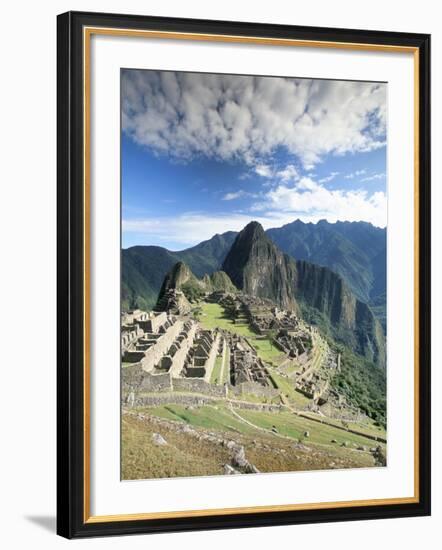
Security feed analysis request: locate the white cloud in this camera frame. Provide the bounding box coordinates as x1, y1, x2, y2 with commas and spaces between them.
122, 70, 386, 168
361, 172, 386, 182
254, 164, 273, 178
123, 212, 296, 249
240, 162, 300, 184
318, 171, 339, 183
222, 190, 248, 201
345, 169, 366, 179
238, 172, 251, 181
275, 164, 300, 182
251, 176, 387, 227
123, 174, 386, 248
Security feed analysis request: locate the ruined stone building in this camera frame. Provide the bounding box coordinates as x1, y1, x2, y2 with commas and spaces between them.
183, 330, 220, 380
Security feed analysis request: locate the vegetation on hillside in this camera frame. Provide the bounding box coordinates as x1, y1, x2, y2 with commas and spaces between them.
332, 345, 387, 428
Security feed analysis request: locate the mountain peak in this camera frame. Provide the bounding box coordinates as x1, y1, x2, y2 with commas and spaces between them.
222, 221, 298, 310
168, 261, 192, 287
241, 220, 266, 238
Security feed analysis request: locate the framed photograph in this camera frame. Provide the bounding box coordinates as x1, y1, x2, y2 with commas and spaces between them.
57, 11, 431, 538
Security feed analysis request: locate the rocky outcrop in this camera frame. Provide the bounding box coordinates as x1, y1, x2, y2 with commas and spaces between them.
155, 261, 237, 310
154, 288, 191, 315
205, 270, 238, 293
222, 222, 299, 311
295, 260, 385, 367
154, 262, 199, 313
222, 221, 385, 367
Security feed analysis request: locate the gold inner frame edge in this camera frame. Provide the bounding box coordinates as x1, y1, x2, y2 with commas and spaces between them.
82, 26, 420, 524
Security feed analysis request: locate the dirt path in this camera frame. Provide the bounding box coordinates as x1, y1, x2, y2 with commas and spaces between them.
228, 405, 297, 443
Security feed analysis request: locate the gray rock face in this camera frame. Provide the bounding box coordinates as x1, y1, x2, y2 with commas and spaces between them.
231, 445, 247, 469
372, 445, 387, 466
229, 444, 260, 474
152, 433, 168, 446
223, 464, 241, 475
222, 222, 299, 311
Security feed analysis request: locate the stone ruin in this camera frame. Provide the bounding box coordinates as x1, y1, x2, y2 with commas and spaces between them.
229, 335, 271, 388
152, 320, 198, 377
121, 310, 169, 356
294, 348, 339, 404
154, 288, 191, 315
121, 306, 223, 397
275, 328, 312, 359
205, 292, 340, 406
207, 290, 234, 303
183, 330, 220, 380
216, 293, 300, 337
121, 293, 338, 407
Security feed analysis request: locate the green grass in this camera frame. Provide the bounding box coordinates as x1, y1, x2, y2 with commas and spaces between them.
122, 414, 228, 479
300, 412, 386, 440
236, 392, 280, 405
210, 355, 224, 385
310, 338, 327, 370
141, 403, 382, 451
269, 372, 311, 407
141, 404, 260, 435
238, 409, 383, 448
198, 302, 284, 365
221, 347, 230, 384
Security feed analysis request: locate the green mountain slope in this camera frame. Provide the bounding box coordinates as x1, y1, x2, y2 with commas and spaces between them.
121, 232, 236, 310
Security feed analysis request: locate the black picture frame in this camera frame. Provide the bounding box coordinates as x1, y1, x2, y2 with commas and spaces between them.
57, 10, 431, 539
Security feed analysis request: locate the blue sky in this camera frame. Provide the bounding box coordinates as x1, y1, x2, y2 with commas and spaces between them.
122, 70, 387, 250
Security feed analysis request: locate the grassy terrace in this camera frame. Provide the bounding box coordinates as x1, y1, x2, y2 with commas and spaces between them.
141, 404, 260, 436
122, 407, 377, 479
140, 403, 384, 450
210, 355, 224, 385
237, 409, 384, 449
198, 302, 284, 366
300, 411, 387, 440
269, 372, 310, 407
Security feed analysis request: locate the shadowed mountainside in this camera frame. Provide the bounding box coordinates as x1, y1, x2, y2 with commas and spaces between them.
267, 219, 386, 315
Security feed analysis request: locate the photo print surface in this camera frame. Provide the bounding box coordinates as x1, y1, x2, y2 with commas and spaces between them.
120, 69, 387, 481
